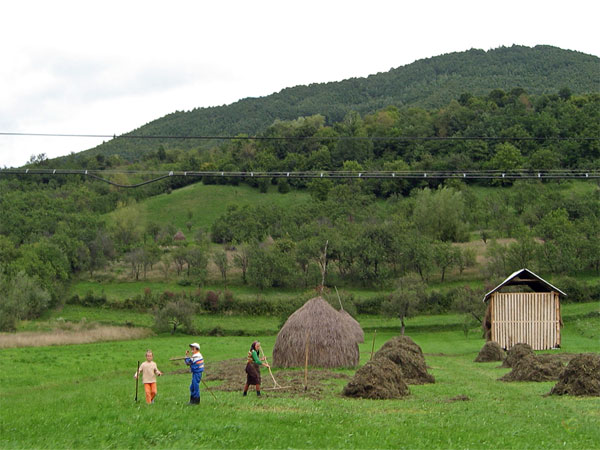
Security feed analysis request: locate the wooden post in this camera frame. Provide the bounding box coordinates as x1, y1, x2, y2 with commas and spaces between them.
370, 330, 377, 360
304, 331, 310, 391
135, 360, 140, 402
335, 286, 343, 310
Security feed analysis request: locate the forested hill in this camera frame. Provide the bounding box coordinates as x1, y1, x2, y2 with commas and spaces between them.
74, 45, 598, 162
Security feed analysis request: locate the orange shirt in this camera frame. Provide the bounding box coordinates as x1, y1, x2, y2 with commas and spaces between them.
138, 361, 159, 384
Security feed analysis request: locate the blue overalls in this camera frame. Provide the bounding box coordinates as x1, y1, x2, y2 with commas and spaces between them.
185, 353, 204, 403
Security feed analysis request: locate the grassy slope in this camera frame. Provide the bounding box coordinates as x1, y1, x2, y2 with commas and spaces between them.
112, 181, 311, 233
1, 309, 599, 449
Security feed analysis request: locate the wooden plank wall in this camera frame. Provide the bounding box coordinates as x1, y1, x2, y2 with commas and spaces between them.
490, 292, 560, 350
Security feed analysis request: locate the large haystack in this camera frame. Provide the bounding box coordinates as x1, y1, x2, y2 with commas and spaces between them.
339, 309, 364, 343
373, 336, 434, 385
342, 358, 409, 399
475, 341, 506, 362
549, 353, 600, 396
272, 297, 359, 368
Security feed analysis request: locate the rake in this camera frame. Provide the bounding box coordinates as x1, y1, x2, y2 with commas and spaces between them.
261, 353, 290, 391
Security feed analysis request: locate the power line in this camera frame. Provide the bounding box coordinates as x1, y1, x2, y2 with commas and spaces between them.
0, 131, 598, 141
1, 168, 598, 188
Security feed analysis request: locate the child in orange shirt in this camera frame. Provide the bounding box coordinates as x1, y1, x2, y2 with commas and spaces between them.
134, 350, 163, 404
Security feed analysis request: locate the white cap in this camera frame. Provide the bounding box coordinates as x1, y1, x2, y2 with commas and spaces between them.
190, 343, 200, 349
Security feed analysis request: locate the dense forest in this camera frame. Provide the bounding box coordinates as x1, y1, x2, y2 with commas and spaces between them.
1, 84, 599, 330
63, 45, 599, 163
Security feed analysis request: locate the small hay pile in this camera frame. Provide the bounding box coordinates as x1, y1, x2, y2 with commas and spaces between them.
373, 336, 434, 384
549, 353, 600, 396
501, 343, 534, 368
273, 296, 359, 368
342, 336, 433, 400
378, 335, 423, 356
499, 354, 564, 382
475, 341, 506, 362
342, 358, 409, 399
339, 309, 364, 343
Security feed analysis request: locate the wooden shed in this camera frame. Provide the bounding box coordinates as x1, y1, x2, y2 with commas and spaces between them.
483, 268, 566, 350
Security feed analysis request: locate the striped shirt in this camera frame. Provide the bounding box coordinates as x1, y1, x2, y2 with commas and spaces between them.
185, 352, 204, 373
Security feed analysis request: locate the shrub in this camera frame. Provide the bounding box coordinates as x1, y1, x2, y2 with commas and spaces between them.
204, 290, 221, 312
153, 300, 195, 334
355, 295, 385, 314
555, 277, 591, 303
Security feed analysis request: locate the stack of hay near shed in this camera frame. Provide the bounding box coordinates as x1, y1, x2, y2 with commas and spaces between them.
343, 335, 434, 400
549, 353, 600, 396
272, 297, 359, 368
342, 358, 409, 399
475, 341, 506, 362
373, 335, 435, 384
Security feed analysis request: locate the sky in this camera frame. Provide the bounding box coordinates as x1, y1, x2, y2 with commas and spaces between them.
1, 0, 598, 168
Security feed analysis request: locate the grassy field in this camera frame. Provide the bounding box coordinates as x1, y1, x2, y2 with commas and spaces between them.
1, 303, 599, 449
108, 182, 312, 232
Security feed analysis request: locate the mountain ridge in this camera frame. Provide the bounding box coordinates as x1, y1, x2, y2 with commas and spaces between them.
71, 44, 599, 162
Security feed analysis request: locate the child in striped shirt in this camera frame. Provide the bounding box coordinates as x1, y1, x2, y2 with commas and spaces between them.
185, 343, 204, 405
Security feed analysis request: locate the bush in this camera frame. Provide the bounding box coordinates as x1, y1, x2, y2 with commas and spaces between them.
153, 300, 195, 334
355, 295, 385, 314
555, 277, 591, 303
204, 290, 221, 312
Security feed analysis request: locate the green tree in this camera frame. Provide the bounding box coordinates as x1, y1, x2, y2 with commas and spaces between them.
153, 300, 195, 334
213, 250, 229, 282
412, 187, 469, 242
381, 276, 425, 335
0, 271, 51, 331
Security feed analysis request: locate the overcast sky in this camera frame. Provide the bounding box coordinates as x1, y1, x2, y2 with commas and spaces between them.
1, 0, 598, 168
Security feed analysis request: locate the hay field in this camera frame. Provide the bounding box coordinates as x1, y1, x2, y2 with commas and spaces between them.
1, 309, 599, 449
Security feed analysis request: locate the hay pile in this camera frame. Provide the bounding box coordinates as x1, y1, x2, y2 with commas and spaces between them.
501, 343, 534, 368
549, 353, 600, 396
499, 355, 564, 382
342, 358, 409, 399
339, 309, 364, 343
273, 297, 359, 368
343, 336, 433, 399
373, 338, 435, 385
475, 341, 506, 362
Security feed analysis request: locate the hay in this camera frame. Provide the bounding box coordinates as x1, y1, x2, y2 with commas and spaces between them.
549, 353, 600, 397
273, 297, 359, 368
501, 343, 534, 368
499, 354, 564, 382
378, 335, 423, 356
475, 341, 505, 362
339, 309, 364, 343
373, 336, 434, 385
342, 358, 409, 399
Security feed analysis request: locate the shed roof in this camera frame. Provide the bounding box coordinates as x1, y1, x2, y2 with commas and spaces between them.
483, 268, 566, 302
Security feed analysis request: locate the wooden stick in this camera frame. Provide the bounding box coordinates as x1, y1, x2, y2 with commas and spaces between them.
335, 286, 343, 310
169, 356, 187, 361
261, 352, 281, 388
201, 378, 218, 401
370, 330, 377, 360
304, 331, 310, 391
135, 360, 140, 402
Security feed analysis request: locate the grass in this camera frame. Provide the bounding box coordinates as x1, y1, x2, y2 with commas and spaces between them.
1, 309, 599, 449
107, 182, 311, 232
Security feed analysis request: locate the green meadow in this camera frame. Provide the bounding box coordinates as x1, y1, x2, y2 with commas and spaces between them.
1, 302, 599, 449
